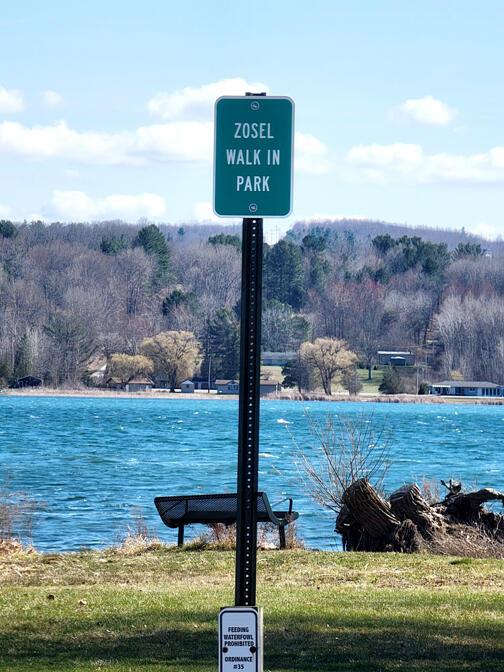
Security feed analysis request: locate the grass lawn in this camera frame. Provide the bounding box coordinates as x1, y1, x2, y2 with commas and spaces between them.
1, 546, 503, 671
357, 367, 384, 394
261, 365, 284, 382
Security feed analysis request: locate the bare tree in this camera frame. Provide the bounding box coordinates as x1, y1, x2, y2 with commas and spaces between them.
300, 338, 358, 395
299, 412, 390, 514
140, 330, 202, 391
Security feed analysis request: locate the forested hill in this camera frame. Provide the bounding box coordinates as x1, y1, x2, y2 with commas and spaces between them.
4, 216, 498, 249
289, 218, 503, 252
0, 217, 503, 390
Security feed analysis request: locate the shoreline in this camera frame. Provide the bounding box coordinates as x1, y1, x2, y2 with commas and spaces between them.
2, 386, 504, 405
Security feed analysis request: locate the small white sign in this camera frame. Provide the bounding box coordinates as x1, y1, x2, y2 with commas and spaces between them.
219, 607, 263, 672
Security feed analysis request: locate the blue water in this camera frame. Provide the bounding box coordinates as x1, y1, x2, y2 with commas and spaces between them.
0, 396, 502, 551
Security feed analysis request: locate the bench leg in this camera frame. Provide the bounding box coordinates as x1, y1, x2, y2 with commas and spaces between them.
279, 525, 286, 549
177, 526, 184, 547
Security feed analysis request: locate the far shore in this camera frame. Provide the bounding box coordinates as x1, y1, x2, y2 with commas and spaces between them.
2, 386, 504, 405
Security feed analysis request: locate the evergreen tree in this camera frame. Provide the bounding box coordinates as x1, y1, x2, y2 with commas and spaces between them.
0, 220, 17, 239
13, 332, 33, 380
208, 233, 241, 250
372, 234, 397, 255
281, 355, 311, 393
162, 289, 195, 317
133, 224, 171, 286
378, 366, 405, 394
206, 309, 240, 380
100, 234, 128, 255
263, 239, 304, 309
452, 242, 485, 260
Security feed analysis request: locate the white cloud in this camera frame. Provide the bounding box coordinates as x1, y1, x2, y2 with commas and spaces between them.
193, 201, 221, 222
148, 78, 270, 120
396, 95, 457, 126
42, 90, 63, 107
27, 213, 46, 222
0, 119, 213, 165
64, 168, 80, 178
0, 121, 133, 164
347, 142, 504, 184
295, 132, 331, 174
135, 121, 213, 161
0, 85, 24, 113
468, 221, 502, 241
0, 119, 329, 174
348, 143, 423, 171
49, 190, 167, 221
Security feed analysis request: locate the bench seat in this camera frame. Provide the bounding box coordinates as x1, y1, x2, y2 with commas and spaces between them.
154, 492, 298, 548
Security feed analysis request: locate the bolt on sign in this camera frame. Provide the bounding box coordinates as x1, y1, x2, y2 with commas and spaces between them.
213, 96, 294, 218
219, 607, 263, 672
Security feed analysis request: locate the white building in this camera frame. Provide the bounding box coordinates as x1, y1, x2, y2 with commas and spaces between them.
216, 379, 239, 394
429, 381, 504, 397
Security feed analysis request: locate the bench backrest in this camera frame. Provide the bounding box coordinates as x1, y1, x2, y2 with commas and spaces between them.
154, 492, 288, 527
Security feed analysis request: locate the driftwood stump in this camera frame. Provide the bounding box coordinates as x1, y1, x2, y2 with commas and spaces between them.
389, 483, 444, 539
337, 478, 504, 556
337, 479, 423, 552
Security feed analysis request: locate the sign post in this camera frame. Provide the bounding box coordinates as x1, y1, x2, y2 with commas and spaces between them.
214, 91, 294, 672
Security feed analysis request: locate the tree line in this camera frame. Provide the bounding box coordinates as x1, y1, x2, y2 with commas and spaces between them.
0, 217, 503, 391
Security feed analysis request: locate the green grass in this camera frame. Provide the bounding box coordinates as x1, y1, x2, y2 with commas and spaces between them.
1, 546, 503, 671
261, 365, 283, 382
357, 367, 384, 394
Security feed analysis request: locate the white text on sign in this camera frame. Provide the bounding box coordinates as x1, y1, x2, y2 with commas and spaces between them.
233, 123, 274, 139
227, 122, 282, 193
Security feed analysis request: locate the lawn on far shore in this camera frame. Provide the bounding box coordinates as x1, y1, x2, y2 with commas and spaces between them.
357, 367, 384, 394
1, 545, 503, 672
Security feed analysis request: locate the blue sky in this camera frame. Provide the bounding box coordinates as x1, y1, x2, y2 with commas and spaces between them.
1, 1, 504, 239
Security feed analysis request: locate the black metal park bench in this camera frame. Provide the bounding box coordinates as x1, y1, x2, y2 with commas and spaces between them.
154, 492, 299, 549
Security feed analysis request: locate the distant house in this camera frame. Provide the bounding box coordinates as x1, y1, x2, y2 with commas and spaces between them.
180, 380, 195, 393
260, 378, 281, 396
190, 376, 214, 391
216, 379, 239, 394
11, 375, 42, 389
377, 350, 416, 366
124, 378, 153, 392
261, 352, 296, 367
429, 381, 504, 397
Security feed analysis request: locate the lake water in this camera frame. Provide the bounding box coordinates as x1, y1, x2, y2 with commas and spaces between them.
0, 396, 502, 551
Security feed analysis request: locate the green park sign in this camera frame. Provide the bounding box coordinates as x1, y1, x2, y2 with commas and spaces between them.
213, 96, 294, 218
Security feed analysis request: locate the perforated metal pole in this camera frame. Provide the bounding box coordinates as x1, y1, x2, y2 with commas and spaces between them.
235, 215, 263, 607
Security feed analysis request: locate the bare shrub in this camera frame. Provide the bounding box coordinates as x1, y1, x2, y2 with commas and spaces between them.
425, 522, 504, 559
127, 506, 151, 539
283, 520, 304, 550
189, 521, 303, 551
0, 476, 43, 545
115, 506, 165, 554
204, 522, 236, 549
298, 411, 390, 514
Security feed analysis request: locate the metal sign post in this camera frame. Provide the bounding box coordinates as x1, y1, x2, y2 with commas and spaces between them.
214, 90, 294, 672
235, 212, 263, 607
